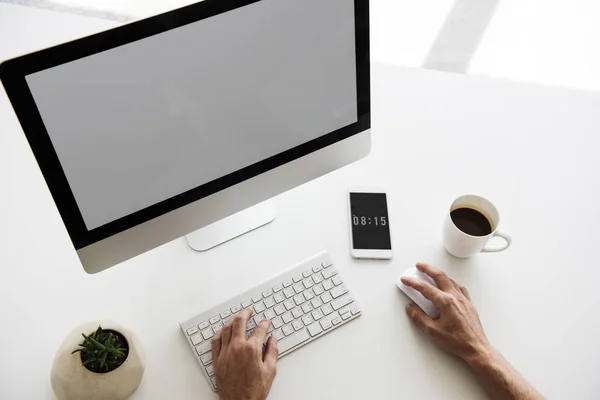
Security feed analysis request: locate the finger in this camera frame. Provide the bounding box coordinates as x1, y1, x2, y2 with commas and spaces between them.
221, 322, 233, 346
263, 335, 279, 370
232, 308, 252, 340
405, 303, 437, 333
459, 285, 471, 300
211, 329, 222, 360
251, 319, 270, 344
415, 262, 454, 291
401, 276, 445, 307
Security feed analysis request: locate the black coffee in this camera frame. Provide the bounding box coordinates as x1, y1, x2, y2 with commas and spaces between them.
450, 207, 492, 236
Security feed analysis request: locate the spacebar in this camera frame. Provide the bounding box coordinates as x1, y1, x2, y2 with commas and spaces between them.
277, 329, 310, 355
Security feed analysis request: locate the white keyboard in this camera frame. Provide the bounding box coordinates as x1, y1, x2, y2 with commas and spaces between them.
179, 252, 362, 392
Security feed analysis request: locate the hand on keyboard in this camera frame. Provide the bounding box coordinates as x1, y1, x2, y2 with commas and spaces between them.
212, 308, 278, 400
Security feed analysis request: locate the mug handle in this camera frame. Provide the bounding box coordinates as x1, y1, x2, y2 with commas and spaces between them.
482, 230, 512, 252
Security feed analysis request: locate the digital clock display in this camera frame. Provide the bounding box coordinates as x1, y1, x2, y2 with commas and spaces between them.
349, 192, 391, 250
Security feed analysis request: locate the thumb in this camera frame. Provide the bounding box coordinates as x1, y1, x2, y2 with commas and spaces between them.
405, 303, 435, 332
263, 335, 279, 371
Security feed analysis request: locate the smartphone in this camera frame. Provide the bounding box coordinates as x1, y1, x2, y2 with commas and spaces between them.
348, 187, 393, 259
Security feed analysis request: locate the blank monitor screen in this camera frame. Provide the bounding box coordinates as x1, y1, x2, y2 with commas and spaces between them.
24, 0, 357, 231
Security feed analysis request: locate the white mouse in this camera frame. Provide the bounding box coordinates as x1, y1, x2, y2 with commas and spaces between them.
396, 267, 439, 318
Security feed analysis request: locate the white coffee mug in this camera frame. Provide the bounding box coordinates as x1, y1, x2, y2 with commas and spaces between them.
443, 194, 512, 258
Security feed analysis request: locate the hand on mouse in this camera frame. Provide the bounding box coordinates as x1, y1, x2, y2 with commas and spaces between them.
402, 263, 545, 400
400, 262, 489, 363
212, 308, 278, 400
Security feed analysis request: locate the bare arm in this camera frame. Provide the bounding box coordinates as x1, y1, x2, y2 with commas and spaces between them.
401, 263, 544, 400
465, 346, 542, 400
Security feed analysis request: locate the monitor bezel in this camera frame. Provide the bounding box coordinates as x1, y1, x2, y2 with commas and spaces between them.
0, 0, 370, 250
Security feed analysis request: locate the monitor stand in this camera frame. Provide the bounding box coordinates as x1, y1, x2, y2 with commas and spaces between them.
185, 200, 277, 251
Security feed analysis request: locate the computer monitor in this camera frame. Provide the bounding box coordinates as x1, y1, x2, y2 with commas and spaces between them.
0, 0, 370, 274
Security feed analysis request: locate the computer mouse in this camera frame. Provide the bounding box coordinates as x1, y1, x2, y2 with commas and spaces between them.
396, 267, 439, 318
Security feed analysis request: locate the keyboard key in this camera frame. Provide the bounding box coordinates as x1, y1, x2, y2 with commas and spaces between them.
272, 316, 284, 328
273, 285, 283, 292
283, 280, 294, 288
268, 324, 274, 333
206, 365, 214, 377
190, 333, 203, 345
313, 284, 325, 296
320, 318, 332, 330
246, 318, 256, 331
301, 303, 313, 314
254, 301, 266, 313
341, 312, 352, 320
278, 329, 310, 353
292, 307, 304, 319
198, 321, 210, 330
302, 270, 313, 278
321, 261, 333, 268
332, 294, 354, 311
210, 377, 217, 389
212, 322, 224, 333
209, 316, 220, 325
252, 295, 263, 303
200, 352, 213, 366
282, 312, 294, 324
351, 304, 362, 315
187, 326, 199, 336
273, 329, 284, 341
274, 304, 286, 315
195, 341, 212, 356
242, 300, 253, 308
322, 279, 334, 291
311, 298, 323, 309
321, 293, 333, 303
312, 310, 324, 320
332, 317, 342, 326
264, 297, 276, 308
220, 310, 231, 319
293, 283, 305, 294
302, 278, 314, 289
303, 290, 315, 301
293, 276, 303, 283
284, 288, 295, 298
263, 289, 273, 298
302, 314, 314, 325
253, 313, 266, 325
293, 295, 305, 305
330, 284, 349, 299
312, 272, 324, 284
338, 304, 353, 316
292, 319, 304, 331
321, 304, 333, 315
230, 305, 242, 314
284, 300, 295, 311
201, 329, 214, 340
274, 292, 285, 303
322, 268, 337, 279
264, 309, 276, 320
282, 324, 294, 336
313, 264, 323, 273
332, 275, 343, 286
307, 322, 323, 337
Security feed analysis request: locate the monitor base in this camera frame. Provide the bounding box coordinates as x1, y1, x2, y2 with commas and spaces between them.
185, 201, 277, 251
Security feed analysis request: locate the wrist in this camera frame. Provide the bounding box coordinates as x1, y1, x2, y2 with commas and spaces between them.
464, 343, 497, 370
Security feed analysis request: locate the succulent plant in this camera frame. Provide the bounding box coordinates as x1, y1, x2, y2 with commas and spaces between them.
72, 326, 128, 373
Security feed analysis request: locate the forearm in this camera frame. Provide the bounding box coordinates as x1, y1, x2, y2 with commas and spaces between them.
466, 346, 544, 400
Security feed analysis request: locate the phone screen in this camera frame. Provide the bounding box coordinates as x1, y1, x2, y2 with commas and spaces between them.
349, 192, 392, 250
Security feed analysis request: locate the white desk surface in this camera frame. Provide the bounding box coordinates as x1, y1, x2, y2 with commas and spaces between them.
2, 4, 600, 400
